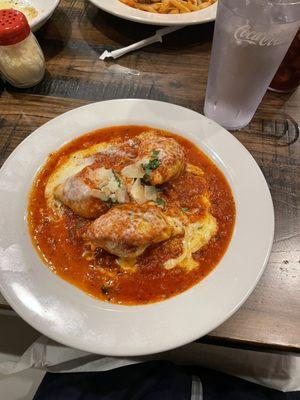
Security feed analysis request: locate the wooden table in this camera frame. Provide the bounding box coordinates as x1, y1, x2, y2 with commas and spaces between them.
0, 0, 299, 353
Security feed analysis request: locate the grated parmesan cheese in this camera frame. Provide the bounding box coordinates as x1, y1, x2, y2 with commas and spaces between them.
122, 162, 145, 179
0, 32, 45, 88
129, 178, 158, 204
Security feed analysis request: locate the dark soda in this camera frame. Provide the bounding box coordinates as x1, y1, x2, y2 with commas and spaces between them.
269, 30, 300, 93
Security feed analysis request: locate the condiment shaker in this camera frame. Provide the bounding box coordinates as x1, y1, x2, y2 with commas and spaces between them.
0, 9, 45, 88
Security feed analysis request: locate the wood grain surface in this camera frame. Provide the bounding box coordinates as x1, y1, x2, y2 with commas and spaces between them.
0, 0, 299, 352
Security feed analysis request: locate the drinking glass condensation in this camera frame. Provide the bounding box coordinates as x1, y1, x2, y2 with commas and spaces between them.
204, 0, 300, 130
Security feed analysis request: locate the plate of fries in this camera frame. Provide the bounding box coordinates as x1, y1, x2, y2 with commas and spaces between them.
88, 0, 217, 25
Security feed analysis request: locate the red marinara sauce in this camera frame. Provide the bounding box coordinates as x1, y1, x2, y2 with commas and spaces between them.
28, 126, 235, 305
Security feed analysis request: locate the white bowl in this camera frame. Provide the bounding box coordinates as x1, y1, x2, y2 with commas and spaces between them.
88, 0, 217, 26
28, 0, 60, 31
0, 99, 274, 356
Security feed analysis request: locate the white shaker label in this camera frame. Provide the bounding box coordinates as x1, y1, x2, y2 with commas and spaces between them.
234, 24, 282, 46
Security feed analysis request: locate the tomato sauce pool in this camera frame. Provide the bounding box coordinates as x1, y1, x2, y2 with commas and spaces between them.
28, 126, 235, 305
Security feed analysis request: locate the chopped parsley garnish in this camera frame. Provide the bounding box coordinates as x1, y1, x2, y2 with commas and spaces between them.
156, 198, 166, 207
142, 150, 161, 181
182, 207, 189, 212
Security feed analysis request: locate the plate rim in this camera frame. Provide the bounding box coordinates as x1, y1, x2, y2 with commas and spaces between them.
88, 0, 217, 26
28, 0, 60, 30
0, 99, 274, 356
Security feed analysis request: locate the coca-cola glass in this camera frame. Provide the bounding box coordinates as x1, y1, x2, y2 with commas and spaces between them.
204, 0, 300, 130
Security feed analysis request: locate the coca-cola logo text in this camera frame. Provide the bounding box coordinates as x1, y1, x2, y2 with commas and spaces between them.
234, 24, 282, 46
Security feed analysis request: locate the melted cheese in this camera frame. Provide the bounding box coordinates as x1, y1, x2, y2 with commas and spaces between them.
115, 214, 217, 273
117, 256, 139, 272
164, 213, 218, 271
186, 163, 204, 176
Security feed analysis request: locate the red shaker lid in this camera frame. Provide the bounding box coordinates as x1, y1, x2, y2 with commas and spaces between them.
0, 9, 30, 46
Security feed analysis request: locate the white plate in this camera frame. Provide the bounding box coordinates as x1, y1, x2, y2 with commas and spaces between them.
0, 99, 274, 356
88, 0, 217, 25
29, 0, 60, 31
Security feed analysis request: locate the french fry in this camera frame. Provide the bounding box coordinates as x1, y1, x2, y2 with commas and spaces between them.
120, 0, 215, 14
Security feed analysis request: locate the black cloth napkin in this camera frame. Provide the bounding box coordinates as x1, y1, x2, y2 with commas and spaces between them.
33, 360, 300, 400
